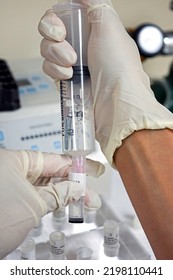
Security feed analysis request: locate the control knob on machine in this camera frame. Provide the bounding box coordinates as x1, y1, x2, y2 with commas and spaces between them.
131, 23, 164, 58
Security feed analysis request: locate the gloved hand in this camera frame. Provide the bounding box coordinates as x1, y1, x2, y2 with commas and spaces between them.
0, 149, 104, 259
38, 0, 173, 168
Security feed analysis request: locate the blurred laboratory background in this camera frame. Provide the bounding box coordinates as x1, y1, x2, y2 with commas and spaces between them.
1, 0, 173, 260
0, 0, 173, 77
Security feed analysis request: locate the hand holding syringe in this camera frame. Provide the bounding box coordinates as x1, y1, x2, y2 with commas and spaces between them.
53, 0, 95, 223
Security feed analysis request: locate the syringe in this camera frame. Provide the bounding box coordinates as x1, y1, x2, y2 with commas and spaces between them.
53, 1, 95, 223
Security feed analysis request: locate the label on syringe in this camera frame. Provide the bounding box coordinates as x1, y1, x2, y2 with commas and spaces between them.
68, 173, 86, 195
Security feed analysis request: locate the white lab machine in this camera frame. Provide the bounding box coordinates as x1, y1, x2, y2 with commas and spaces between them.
0, 57, 155, 260
0, 58, 62, 153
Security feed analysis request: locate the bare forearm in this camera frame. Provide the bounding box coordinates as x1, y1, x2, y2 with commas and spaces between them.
114, 129, 173, 260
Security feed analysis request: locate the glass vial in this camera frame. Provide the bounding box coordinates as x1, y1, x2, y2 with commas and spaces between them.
49, 231, 66, 260
104, 220, 120, 257
28, 219, 42, 237
68, 156, 86, 223
53, 206, 66, 222
20, 238, 36, 260
76, 246, 93, 260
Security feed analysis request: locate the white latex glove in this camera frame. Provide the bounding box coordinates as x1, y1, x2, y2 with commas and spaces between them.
38, 0, 173, 167
0, 149, 104, 259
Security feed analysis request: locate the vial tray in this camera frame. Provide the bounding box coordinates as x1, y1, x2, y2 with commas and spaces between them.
10, 196, 152, 260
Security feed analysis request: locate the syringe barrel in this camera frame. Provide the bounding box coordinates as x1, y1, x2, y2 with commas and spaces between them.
59, 72, 95, 155
53, 2, 95, 156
